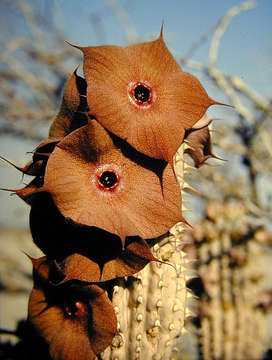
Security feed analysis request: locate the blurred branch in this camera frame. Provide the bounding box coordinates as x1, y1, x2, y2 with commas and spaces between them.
229, 75, 271, 112
180, 1, 264, 124
16, 0, 44, 43
105, 0, 138, 43
208, 1, 256, 68
182, 24, 218, 61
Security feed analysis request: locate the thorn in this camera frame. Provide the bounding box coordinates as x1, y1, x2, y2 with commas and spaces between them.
181, 204, 191, 212
184, 259, 197, 267
186, 291, 198, 300
185, 274, 199, 283
182, 184, 200, 196
185, 307, 197, 318
181, 327, 189, 335
183, 163, 196, 172
0, 155, 25, 173
183, 143, 195, 152
183, 181, 197, 190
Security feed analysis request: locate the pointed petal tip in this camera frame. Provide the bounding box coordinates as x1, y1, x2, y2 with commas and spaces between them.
198, 154, 226, 168
24, 253, 40, 267
55, 276, 69, 286
72, 65, 86, 82
16, 185, 46, 201
160, 21, 164, 40
192, 114, 212, 130
120, 234, 127, 249
64, 40, 84, 52
0, 187, 17, 193
23, 252, 33, 262
210, 98, 232, 108
181, 216, 193, 229
0, 186, 36, 199
0, 155, 30, 174
26, 254, 46, 269
73, 65, 80, 75
210, 154, 227, 163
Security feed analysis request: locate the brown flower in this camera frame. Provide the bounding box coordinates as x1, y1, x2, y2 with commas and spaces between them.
28, 257, 118, 360
28, 191, 159, 278
49, 70, 89, 139
75, 30, 221, 164
0, 138, 58, 179
25, 120, 183, 245
184, 124, 218, 168
0, 138, 59, 203
57, 236, 159, 283
1, 70, 88, 190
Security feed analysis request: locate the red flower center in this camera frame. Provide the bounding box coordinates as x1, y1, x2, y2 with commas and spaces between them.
99, 171, 118, 189
93, 164, 122, 192
64, 301, 86, 319
127, 81, 155, 109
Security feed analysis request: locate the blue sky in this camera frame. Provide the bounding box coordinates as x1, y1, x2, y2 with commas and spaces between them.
1, 0, 270, 96
46, 0, 271, 96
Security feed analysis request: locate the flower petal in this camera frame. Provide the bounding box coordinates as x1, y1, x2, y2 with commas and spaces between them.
80, 34, 221, 163
49, 70, 88, 139
57, 237, 158, 283
43, 121, 183, 243
28, 259, 117, 360
185, 125, 216, 168
29, 192, 125, 258
0, 138, 58, 179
